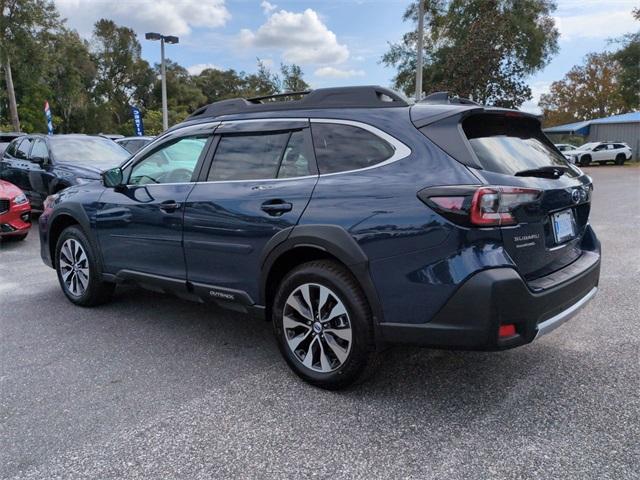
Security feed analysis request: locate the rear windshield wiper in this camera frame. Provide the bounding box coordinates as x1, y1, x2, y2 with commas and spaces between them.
515, 166, 569, 179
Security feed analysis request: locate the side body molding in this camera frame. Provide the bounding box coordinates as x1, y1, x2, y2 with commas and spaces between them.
259, 224, 384, 326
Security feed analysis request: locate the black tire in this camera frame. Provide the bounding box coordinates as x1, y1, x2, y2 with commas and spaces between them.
272, 260, 376, 390
615, 154, 626, 165
55, 225, 115, 306
580, 155, 591, 167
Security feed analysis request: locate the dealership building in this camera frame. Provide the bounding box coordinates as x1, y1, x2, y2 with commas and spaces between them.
543, 111, 640, 160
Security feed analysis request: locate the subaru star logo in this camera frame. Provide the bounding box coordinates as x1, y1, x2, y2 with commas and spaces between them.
571, 189, 582, 204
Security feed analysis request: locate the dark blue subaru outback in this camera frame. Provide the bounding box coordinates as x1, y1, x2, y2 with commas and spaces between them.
39, 87, 600, 389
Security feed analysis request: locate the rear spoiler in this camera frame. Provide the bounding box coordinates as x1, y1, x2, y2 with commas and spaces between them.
411, 104, 541, 129
412, 107, 546, 170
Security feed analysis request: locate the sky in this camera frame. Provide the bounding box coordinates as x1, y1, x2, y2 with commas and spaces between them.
54, 0, 639, 113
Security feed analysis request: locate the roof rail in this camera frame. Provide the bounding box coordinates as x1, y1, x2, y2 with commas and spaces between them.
187, 86, 409, 120
420, 91, 480, 106
248, 91, 311, 103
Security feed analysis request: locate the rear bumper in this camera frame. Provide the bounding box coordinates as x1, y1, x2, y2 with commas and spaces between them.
378, 250, 600, 350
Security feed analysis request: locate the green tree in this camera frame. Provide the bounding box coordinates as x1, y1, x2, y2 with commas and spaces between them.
0, 0, 62, 131
194, 61, 309, 104
150, 59, 206, 120
242, 59, 280, 98
90, 19, 154, 131
46, 29, 96, 132
279, 64, 309, 92
382, 0, 559, 108
539, 52, 626, 126
611, 8, 639, 110
195, 67, 246, 103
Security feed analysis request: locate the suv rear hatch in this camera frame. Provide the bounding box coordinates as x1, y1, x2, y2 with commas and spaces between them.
416, 108, 593, 281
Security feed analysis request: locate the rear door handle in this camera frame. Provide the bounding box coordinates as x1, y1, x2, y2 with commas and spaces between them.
261, 200, 293, 216
159, 201, 180, 212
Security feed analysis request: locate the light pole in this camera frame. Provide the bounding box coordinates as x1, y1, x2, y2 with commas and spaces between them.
415, 0, 425, 102
145, 32, 179, 131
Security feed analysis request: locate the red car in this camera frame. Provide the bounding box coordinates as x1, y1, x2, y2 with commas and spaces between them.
0, 179, 31, 241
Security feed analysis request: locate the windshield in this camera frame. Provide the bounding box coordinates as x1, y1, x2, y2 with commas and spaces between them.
50, 136, 130, 168
577, 142, 598, 151
462, 114, 571, 176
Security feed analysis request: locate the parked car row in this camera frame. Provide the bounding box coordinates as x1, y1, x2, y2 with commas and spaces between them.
555, 142, 633, 166
0, 134, 130, 210
0, 133, 155, 244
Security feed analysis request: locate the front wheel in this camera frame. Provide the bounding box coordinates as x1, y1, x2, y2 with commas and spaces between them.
272, 260, 375, 390
55, 226, 115, 306
579, 155, 591, 167
615, 154, 626, 165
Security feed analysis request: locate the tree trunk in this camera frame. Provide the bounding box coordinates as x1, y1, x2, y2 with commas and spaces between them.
3, 57, 20, 132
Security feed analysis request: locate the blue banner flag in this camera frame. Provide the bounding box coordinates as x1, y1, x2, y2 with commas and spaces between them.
131, 106, 144, 136
44, 101, 53, 135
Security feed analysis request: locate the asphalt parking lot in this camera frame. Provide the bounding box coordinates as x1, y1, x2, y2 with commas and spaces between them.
1, 166, 639, 479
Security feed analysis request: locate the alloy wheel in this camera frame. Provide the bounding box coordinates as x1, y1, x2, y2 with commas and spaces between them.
282, 283, 352, 373
59, 239, 90, 297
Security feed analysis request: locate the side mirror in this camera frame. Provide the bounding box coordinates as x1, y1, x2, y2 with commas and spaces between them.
31, 156, 47, 165
102, 167, 124, 188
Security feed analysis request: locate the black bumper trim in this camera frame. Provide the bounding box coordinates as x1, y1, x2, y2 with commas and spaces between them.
378, 254, 600, 350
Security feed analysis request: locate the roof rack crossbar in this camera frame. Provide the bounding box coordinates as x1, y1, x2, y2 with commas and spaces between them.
187, 86, 410, 120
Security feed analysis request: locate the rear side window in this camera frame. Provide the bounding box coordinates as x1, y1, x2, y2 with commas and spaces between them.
208, 130, 314, 181
462, 114, 569, 175
311, 123, 395, 174
30, 139, 49, 162
277, 130, 314, 179
209, 132, 289, 181
15, 138, 33, 160
4, 140, 19, 157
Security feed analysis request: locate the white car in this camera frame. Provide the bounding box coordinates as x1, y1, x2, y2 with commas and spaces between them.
563, 142, 633, 166
555, 143, 576, 152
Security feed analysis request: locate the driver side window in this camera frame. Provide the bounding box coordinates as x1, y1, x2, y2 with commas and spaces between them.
129, 136, 208, 185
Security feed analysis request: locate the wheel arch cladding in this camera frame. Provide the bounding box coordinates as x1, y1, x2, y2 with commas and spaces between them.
260, 224, 385, 326
48, 206, 93, 267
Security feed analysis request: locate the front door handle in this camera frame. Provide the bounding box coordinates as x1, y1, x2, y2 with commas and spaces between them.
261, 199, 293, 216
159, 200, 180, 212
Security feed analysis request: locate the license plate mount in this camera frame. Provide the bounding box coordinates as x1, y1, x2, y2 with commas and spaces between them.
552, 209, 576, 244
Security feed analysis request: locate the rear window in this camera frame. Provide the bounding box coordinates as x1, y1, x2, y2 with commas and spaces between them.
462, 114, 569, 175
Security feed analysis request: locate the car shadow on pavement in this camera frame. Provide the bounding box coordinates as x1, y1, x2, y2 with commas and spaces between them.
97, 283, 570, 410
0, 237, 31, 251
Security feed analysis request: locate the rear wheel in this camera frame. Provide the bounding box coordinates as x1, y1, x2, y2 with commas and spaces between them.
615, 154, 626, 165
55, 226, 114, 306
272, 260, 375, 390
579, 155, 591, 167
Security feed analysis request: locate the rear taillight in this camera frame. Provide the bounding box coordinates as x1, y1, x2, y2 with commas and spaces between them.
418, 185, 541, 227
470, 187, 540, 226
